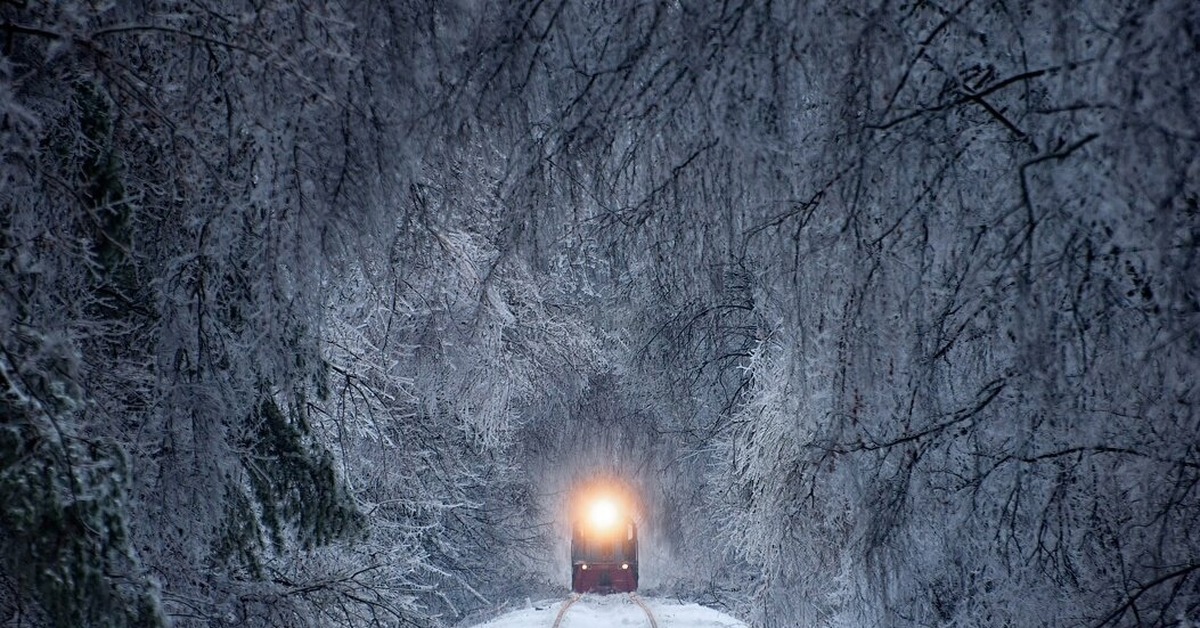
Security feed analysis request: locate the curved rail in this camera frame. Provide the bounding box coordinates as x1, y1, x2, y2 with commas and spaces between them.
629, 593, 659, 628
551, 593, 657, 628
550, 594, 581, 628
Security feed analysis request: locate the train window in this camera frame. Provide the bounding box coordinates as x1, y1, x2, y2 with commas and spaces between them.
599, 538, 614, 559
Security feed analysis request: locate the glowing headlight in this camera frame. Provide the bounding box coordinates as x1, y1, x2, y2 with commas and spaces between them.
581, 564, 588, 570
588, 498, 619, 531
621, 563, 629, 570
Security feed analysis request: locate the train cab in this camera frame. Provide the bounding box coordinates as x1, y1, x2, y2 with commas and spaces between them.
571, 496, 638, 593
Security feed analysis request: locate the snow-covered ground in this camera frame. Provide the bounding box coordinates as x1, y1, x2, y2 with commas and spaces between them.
469, 595, 747, 628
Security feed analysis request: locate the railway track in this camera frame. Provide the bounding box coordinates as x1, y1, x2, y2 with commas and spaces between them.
550, 593, 580, 628
550, 593, 658, 628
629, 593, 659, 628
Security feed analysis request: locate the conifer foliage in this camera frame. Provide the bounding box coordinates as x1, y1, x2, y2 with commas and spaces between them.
2, 1, 1198, 627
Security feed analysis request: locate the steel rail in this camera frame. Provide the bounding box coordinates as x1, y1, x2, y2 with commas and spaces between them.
550, 594, 581, 628
629, 593, 659, 628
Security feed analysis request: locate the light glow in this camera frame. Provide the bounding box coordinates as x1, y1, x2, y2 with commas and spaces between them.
588, 498, 619, 531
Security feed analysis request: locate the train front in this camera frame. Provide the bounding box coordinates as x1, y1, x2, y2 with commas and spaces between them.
571, 494, 638, 593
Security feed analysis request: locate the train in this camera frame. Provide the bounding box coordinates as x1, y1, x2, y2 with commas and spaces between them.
570, 494, 638, 593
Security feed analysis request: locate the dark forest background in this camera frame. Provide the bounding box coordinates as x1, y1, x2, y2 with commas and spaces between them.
2, 1, 1197, 627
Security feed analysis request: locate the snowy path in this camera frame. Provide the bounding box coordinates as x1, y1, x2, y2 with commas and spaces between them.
469, 595, 747, 628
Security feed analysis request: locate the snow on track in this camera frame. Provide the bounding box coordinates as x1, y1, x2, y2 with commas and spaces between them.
550, 594, 580, 628
469, 595, 747, 628
628, 593, 658, 628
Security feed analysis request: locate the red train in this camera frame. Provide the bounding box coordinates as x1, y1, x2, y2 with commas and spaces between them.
571, 495, 638, 593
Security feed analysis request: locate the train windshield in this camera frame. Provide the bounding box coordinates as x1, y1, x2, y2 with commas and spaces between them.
573, 521, 636, 562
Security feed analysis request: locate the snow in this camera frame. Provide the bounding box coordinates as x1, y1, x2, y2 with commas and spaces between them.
468, 595, 747, 628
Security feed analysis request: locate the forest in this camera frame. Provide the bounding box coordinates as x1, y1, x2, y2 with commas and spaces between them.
1, 1, 1197, 627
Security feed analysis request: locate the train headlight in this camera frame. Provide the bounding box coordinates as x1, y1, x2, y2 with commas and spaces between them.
621, 563, 629, 570
588, 498, 619, 531
581, 564, 588, 570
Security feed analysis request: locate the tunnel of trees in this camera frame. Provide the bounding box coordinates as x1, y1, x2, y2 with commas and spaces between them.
1, 1, 1198, 627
